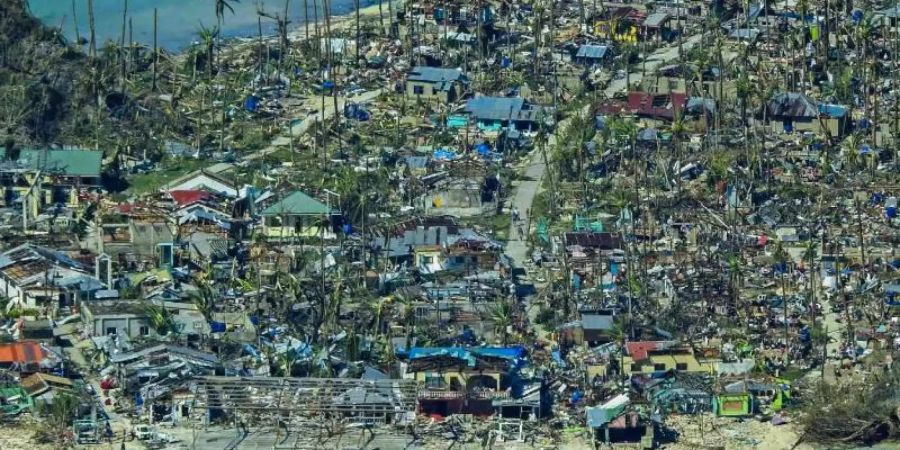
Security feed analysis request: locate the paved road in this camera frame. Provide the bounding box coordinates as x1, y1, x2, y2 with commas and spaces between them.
243, 89, 384, 162
505, 153, 547, 267
504, 32, 708, 339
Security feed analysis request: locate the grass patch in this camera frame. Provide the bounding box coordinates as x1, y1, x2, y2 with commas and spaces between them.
491, 214, 511, 241
125, 158, 207, 195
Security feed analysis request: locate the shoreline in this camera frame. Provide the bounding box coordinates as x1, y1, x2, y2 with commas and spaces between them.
214, 1, 402, 56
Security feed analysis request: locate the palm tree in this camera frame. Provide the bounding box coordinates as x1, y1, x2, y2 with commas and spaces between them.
490, 300, 513, 344
214, 0, 240, 31
276, 351, 297, 376
145, 304, 177, 336
188, 283, 216, 323
727, 254, 744, 312
196, 23, 220, 79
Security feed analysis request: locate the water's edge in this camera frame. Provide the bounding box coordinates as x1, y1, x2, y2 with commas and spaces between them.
27, 0, 379, 52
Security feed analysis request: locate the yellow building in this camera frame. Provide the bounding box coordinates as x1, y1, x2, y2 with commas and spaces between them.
623, 349, 715, 375
593, 7, 642, 43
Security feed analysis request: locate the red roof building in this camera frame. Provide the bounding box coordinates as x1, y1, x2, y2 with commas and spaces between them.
169, 190, 212, 207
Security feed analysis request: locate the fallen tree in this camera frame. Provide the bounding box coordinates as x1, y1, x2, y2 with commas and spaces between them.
798, 363, 900, 445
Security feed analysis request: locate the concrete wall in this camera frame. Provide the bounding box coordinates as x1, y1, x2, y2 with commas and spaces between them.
91, 316, 153, 339
406, 81, 449, 103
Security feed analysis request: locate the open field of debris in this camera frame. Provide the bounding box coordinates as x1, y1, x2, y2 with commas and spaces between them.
0, 0, 898, 448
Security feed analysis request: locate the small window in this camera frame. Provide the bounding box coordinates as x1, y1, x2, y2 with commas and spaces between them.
676, 363, 689, 371
106, 327, 117, 336
653, 363, 666, 371
140, 326, 150, 336
413, 85, 424, 95
425, 374, 444, 388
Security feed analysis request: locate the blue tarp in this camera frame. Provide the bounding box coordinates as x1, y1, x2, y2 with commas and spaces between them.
433, 149, 458, 161
245, 95, 259, 112
243, 343, 261, 360
409, 346, 527, 368
209, 321, 226, 333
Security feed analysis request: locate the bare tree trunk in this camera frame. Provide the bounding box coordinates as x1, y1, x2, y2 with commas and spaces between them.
88, 0, 96, 57
120, 0, 128, 92
303, 0, 310, 40
71, 0, 81, 45
152, 8, 158, 91
355, 0, 361, 63
378, 0, 384, 35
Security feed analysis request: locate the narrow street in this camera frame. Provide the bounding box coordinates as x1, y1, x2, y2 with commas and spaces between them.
243, 88, 384, 162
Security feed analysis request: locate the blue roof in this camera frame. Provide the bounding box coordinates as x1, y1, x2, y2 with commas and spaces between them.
408, 66, 465, 84
576, 44, 609, 59
409, 346, 527, 368
465, 97, 524, 121
819, 103, 847, 118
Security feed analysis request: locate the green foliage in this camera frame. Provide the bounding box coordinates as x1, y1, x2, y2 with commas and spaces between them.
144, 304, 177, 336
799, 366, 900, 444
37, 392, 81, 431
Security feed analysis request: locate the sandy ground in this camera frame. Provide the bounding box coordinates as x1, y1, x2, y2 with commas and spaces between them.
663, 414, 814, 450
0, 423, 61, 450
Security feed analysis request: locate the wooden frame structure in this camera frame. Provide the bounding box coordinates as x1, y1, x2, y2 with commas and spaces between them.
193, 376, 419, 417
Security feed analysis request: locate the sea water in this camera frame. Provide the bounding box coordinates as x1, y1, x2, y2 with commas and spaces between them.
28, 0, 375, 52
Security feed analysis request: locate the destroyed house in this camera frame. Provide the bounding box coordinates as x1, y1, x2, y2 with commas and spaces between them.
644, 377, 714, 414
406, 66, 468, 103
464, 97, 552, 132
586, 394, 654, 447
564, 232, 622, 251
370, 224, 498, 273
593, 7, 644, 42
0, 244, 103, 310
0, 148, 102, 209
165, 170, 238, 198
409, 346, 525, 416
81, 301, 155, 339
0, 341, 56, 373
765, 92, 848, 136
627, 91, 687, 121
622, 341, 714, 375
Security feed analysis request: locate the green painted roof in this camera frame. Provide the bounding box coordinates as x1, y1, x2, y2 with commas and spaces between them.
0, 148, 103, 177
261, 191, 330, 216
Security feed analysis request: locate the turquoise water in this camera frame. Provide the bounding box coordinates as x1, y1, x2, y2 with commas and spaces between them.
28, 0, 374, 51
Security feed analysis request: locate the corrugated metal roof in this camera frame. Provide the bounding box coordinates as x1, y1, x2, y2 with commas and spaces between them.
582, 313, 615, 331
0, 341, 46, 364
576, 44, 609, 59
0, 148, 102, 177
643, 12, 670, 27
465, 96, 524, 121
766, 92, 819, 118
407, 66, 464, 83
261, 191, 330, 216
